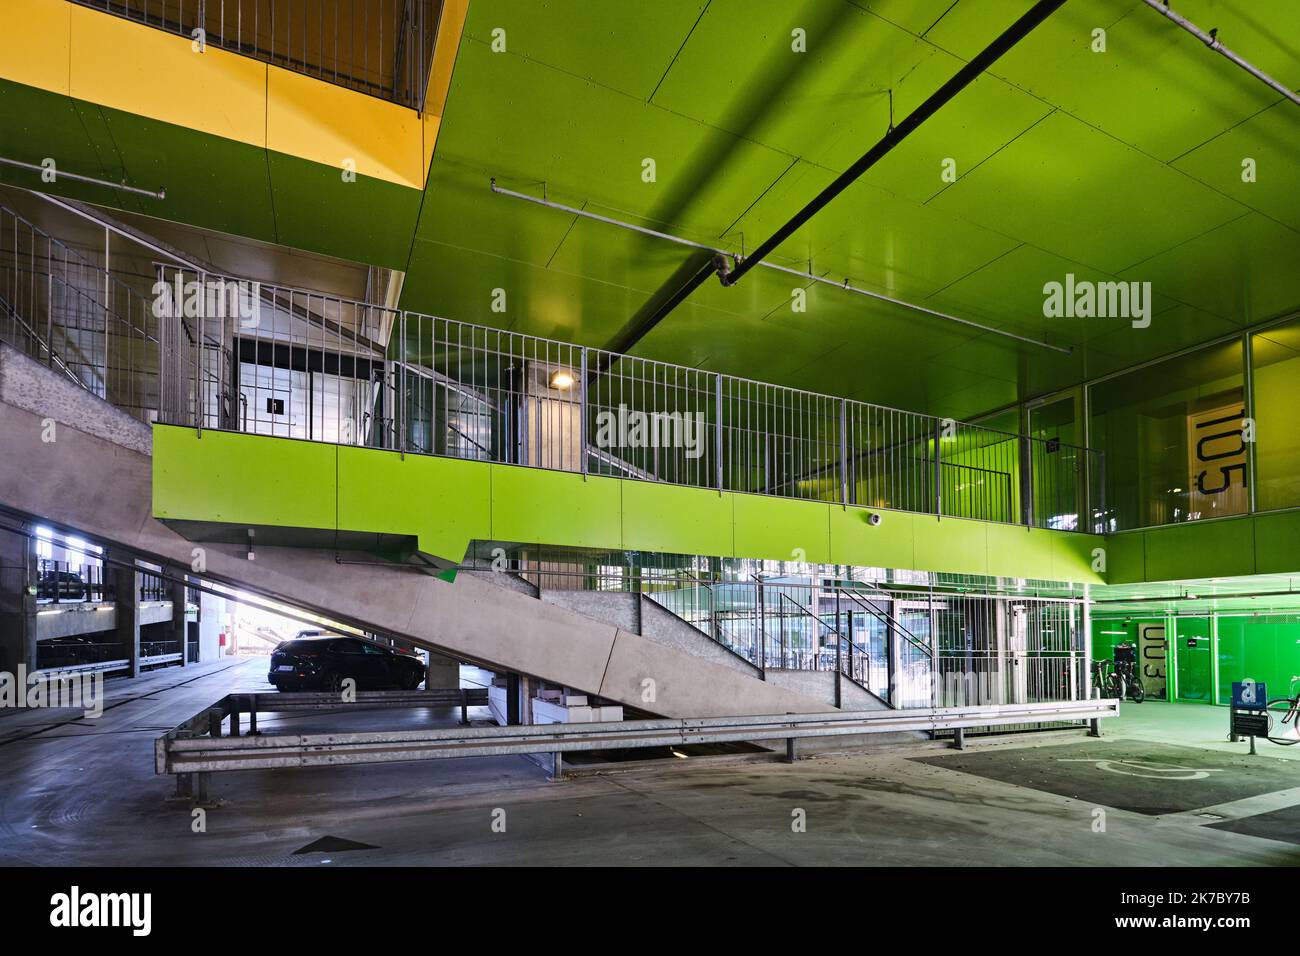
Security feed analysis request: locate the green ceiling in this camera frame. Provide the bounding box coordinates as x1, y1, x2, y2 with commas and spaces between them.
401, 0, 1300, 420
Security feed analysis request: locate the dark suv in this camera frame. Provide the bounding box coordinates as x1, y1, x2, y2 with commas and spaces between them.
268, 636, 426, 692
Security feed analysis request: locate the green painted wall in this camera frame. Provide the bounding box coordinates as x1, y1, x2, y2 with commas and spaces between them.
1105, 508, 1300, 584
1217, 615, 1300, 704
151, 425, 1106, 583
1091, 613, 1300, 707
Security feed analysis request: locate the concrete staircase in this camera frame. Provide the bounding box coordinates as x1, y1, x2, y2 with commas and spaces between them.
0, 342, 837, 719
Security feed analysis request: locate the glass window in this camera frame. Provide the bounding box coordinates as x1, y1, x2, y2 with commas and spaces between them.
1029, 394, 1082, 531
1088, 341, 1244, 530
1251, 318, 1300, 511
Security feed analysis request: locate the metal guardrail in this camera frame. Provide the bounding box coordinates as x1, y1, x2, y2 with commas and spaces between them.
152, 265, 1100, 532
0, 200, 1102, 533
68, 0, 443, 110
157, 695, 1119, 796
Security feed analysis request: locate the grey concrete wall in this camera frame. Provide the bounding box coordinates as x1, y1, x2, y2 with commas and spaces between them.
638, 596, 761, 677
35, 603, 116, 640
0, 375, 835, 718
542, 589, 639, 633
0, 344, 151, 456
765, 669, 889, 710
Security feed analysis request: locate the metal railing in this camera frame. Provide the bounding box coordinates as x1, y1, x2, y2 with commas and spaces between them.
0, 209, 1101, 533
0, 206, 161, 422
158, 692, 1121, 799
69, 0, 444, 110
491, 563, 1086, 712
36, 559, 111, 604
146, 265, 1101, 532
36, 640, 130, 671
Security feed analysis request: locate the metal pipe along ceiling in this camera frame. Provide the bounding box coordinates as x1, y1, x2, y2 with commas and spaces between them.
559, 0, 1070, 355
719, 0, 1070, 289
490, 180, 1072, 354
1140, 0, 1300, 108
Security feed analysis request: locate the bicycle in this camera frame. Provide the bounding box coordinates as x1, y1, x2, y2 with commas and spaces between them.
1092, 657, 1145, 703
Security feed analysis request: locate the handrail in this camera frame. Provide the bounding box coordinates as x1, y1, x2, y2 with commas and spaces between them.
775, 591, 874, 691
834, 586, 934, 662
4, 223, 1101, 531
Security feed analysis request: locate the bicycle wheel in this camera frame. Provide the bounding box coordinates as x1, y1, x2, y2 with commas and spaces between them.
1265, 697, 1300, 746
1129, 680, 1145, 704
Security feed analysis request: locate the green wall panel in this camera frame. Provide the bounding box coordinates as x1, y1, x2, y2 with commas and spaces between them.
827, 506, 915, 570
488, 465, 624, 551
1103, 532, 1146, 584
914, 516, 987, 576
1252, 510, 1300, 576
0, 77, 420, 269
1140, 519, 1258, 583
152, 426, 1105, 582
1105, 510, 1300, 585
621, 482, 733, 557
153, 427, 337, 529
267, 151, 421, 270
731, 495, 832, 566
986, 524, 1053, 579
1216, 616, 1300, 703
337, 447, 487, 562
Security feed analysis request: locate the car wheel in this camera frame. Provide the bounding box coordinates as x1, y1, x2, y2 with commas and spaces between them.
326, 671, 345, 695
403, 671, 423, 691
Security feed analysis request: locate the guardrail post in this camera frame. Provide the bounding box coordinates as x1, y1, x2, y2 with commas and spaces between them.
460, 689, 469, 726
196, 772, 210, 804
785, 737, 797, 763
1019, 433, 1034, 527
208, 708, 222, 739
247, 698, 258, 736
932, 418, 942, 516
715, 374, 724, 492
551, 751, 564, 781
579, 348, 588, 477
839, 398, 849, 505
952, 727, 966, 750
174, 773, 192, 798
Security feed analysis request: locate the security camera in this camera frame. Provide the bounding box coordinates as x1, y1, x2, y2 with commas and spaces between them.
867, 513, 883, 527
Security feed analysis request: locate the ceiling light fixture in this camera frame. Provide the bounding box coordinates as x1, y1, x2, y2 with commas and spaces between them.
548, 369, 574, 390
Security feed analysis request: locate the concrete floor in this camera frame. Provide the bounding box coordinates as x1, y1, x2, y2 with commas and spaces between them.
1, 659, 1297, 866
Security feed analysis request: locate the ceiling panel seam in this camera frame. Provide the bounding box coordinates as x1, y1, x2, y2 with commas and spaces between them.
646, 1, 711, 104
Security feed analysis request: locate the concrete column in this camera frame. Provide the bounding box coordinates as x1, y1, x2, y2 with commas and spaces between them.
506, 672, 521, 725
168, 578, 187, 666
0, 529, 37, 673
109, 554, 140, 678
424, 651, 457, 689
